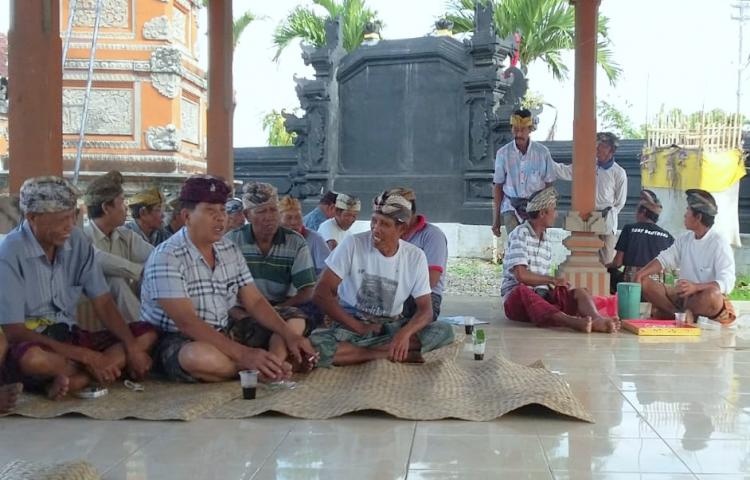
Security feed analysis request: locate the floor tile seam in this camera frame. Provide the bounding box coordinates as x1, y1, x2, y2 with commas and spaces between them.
404, 422, 418, 480
98, 430, 164, 476
248, 426, 293, 479
639, 413, 701, 478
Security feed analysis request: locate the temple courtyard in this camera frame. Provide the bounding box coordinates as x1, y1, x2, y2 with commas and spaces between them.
1, 295, 749, 479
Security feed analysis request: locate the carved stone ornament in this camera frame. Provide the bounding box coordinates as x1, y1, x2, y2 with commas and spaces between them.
73, 0, 129, 29
172, 8, 187, 44
146, 124, 181, 151
180, 98, 199, 144
151, 73, 180, 98
564, 211, 608, 234
469, 100, 489, 165
62, 88, 133, 135
143, 15, 170, 40
150, 47, 182, 98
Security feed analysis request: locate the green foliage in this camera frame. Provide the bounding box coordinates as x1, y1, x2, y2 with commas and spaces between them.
730, 275, 750, 301
200, 1, 256, 50
272, 0, 381, 61
597, 100, 645, 139
444, 0, 622, 86
262, 110, 297, 146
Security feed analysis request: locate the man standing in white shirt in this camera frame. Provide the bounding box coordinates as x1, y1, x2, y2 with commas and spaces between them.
317, 193, 360, 250
634, 189, 736, 325
492, 109, 557, 237
553, 132, 627, 265
309, 191, 455, 367
83, 171, 154, 323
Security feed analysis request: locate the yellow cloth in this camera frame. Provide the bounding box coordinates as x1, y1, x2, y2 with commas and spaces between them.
129, 187, 164, 207
641, 148, 746, 192
24, 317, 55, 331
510, 115, 533, 128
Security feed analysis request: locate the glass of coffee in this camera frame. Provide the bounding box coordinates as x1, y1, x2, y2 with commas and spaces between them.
239, 369, 259, 399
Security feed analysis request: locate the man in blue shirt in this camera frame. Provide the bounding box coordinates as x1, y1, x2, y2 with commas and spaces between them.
303, 190, 337, 231
0, 176, 156, 400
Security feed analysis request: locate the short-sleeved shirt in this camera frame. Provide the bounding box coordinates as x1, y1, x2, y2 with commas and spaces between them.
501, 221, 553, 298
403, 215, 448, 296
125, 220, 170, 247
83, 220, 154, 281
615, 222, 674, 268
0, 222, 109, 329
656, 229, 735, 294
140, 228, 254, 332
225, 225, 317, 304
302, 227, 331, 276
493, 140, 556, 215
318, 218, 350, 246
303, 206, 328, 231
326, 232, 431, 318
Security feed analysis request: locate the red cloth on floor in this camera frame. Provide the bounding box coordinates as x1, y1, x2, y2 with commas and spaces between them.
504, 285, 578, 327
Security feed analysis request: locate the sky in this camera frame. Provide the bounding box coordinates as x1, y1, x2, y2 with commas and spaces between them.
1, 0, 748, 146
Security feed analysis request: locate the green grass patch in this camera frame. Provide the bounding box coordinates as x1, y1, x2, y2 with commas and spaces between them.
730, 275, 750, 301
447, 258, 502, 279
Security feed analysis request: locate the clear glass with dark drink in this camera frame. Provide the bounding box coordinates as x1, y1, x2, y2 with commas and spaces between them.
239, 369, 258, 400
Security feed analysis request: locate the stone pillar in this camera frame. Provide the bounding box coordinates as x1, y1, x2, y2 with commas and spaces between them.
559, 0, 609, 295
8, 0, 62, 192
206, 0, 233, 182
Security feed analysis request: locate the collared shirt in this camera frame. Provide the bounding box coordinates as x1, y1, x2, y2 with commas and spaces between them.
657, 228, 735, 294
552, 158, 628, 234
0, 222, 109, 329
226, 225, 317, 304
501, 221, 553, 298
303, 206, 328, 231
140, 228, 254, 332
83, 220, 154, 281
493, 140, 556, 215
403, 215, 448, 296
302, 227, 331, 276
318, 218, 350, 246
125, 220, 170, 247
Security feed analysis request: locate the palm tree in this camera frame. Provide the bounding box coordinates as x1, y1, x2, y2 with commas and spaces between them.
444, 0, 622, 86
272, 0, 381, 62
201, 1, 255, 49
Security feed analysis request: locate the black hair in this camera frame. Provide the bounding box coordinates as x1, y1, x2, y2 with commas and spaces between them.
180, 200, 198, 212
528, 211, 541, 220
689, 207, 715, 228
513, 108, 533, 118
637, 206, 659, 223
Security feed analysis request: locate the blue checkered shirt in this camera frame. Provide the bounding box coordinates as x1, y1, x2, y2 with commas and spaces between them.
140, 228, 254, 332
0, 222, 109, 327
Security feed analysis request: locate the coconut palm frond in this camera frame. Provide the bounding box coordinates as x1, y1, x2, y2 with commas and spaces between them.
232, 10, 256, 49
272, 6, 328, 61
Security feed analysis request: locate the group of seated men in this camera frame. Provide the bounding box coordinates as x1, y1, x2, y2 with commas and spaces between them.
500, 185, 736, 333
0, 172, 454, 408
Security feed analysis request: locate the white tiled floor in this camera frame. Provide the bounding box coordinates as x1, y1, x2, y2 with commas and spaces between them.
3, 295, 750, 479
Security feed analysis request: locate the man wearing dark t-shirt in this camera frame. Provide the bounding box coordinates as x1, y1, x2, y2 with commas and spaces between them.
607, 190, 674, 293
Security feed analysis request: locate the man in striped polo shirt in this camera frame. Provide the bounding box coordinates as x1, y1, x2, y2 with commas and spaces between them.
226, 182, 321, 337
501, 187, 620, 333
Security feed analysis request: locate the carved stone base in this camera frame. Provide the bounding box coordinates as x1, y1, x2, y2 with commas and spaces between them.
559, 211, 609, 296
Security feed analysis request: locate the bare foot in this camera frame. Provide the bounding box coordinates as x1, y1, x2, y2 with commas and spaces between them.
46, 375, 70, 400
559, 315, 593, 333
0, 383, 23, 412
592, 316, 620, 333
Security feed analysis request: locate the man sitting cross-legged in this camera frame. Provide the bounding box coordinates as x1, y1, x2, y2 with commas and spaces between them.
0, 176, 156, 399
502, 186, 620, 333
82, 171, 154, 323
226, 182, 322, 338
0, 328, 23, 413
141, 175, 316, 382
634, 189, 736, 325
309, 190, 455, 367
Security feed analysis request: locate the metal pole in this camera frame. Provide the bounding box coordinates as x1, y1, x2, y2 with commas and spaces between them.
73, 0, 103, 185
732, 0, 750, 116
61, 0, 79, 66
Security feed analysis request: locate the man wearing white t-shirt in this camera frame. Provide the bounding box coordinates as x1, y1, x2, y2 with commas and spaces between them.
309, 191, 455, 367
635, 189, 736, 325
317, 193, 360, 250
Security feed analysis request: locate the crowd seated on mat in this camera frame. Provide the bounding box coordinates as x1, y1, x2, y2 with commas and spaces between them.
308, 190, 455, 367
139, 175, 316, 383
606, 189, 674, 294
0, 176, 157, 400
501, 186, 621, 334
225, 181, 324, 335
634, 188, 736, 325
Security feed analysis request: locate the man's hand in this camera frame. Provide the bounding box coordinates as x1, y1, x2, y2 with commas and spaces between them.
80, 350, 121, 384
125, 347, 152, 380
353, 322, 383, 336
236, 347, 286, 380
491, 219, 502, 238
552, 276, 569, 288
389, 329, 411, 362
283, 333, 317, 366
677, 279, 698, 297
